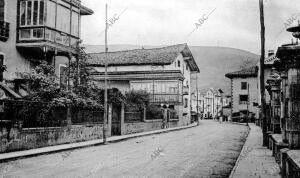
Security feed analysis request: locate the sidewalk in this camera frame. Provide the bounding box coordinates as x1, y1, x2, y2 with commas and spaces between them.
229, 123, 281, 178
0, 123, 197, 162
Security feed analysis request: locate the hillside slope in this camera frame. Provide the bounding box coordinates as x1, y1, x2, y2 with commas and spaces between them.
84, 44, 259, 95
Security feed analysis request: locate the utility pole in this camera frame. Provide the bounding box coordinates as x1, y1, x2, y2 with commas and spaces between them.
103, 4, 108, 144
259, 0, 267, 146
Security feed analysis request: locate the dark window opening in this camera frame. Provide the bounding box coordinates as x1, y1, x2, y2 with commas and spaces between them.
178, 60, 180, 67
184, 98, 188, 108
0, 0, 4, 21
239, 95, 248, 104
0, 55, 4, 81
59, 65, 68, 89
241, 82, 247, 90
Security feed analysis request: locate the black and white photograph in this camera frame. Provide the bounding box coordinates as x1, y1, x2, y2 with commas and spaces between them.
0, 0, 299, 177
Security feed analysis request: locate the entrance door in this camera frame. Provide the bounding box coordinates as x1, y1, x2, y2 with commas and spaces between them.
111, 105, 121, 135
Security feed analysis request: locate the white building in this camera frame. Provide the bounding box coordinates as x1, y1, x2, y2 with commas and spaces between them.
203, 88, 223, 119
88, 44, 200, 126
225, 66, 259, 120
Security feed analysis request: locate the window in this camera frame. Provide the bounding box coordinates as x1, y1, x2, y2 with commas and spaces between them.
20, 1, 26, 25
0, 0, 4, 21
71, 11, 79, 37
57, 5, 70, 33
33, 0, 38, 25
46, 0, 56, 28
59, 64, 68, 89
39, 0, 44, 25
241, 82, 247, 90
0, 54, 3, 81
20, 29, 31, 39
184, 98, 188, 108
27, 1, 32, 25
239, 95, 248, 104
178, 60, 180, 67
20, 0, 45, 26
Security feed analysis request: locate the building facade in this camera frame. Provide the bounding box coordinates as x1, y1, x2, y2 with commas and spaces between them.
191, 91, 204, 116
0, 0, 93, 94
203, 88, 223, 119
88, 44, 200, 126
225, 66, 259, 120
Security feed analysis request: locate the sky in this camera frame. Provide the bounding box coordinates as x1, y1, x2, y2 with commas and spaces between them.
81, 0, 300, 55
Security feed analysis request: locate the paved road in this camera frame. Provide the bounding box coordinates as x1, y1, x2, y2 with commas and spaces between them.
0, 120, 249, 178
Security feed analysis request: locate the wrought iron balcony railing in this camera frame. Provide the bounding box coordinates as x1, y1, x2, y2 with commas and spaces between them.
0, 21, 9, 42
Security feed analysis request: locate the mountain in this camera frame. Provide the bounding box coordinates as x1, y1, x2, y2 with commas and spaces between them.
83, 44, 259, 95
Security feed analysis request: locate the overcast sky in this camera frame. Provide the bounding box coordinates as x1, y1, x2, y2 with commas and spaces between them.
81, 0, 300, 54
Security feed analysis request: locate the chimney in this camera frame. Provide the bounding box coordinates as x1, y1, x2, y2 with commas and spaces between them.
268, 50, 274, 57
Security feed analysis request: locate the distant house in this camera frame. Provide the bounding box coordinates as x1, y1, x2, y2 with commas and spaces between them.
191, 92, 204, 116
87, 44, 200, 125
203, 88, 223, 119
225, 66, 259, 121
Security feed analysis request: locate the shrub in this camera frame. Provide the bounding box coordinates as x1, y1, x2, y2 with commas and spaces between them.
146, 104, 163, 120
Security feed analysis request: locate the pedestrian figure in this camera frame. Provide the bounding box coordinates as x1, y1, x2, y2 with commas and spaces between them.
163, 108, 168, 129
166, 108, 170, 128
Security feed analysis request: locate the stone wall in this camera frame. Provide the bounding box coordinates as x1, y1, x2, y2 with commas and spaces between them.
0, 124, 103, 153
123, 120, 179, 135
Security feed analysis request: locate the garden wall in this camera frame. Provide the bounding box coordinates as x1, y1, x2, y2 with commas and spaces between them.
123, 120, 179, 135
0, 124, 103, 153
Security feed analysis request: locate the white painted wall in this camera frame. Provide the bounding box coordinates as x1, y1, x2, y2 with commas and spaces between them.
0, 0, 32, 80
232, 77, 259, 116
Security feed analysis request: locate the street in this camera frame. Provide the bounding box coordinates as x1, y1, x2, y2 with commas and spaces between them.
0, 120, 249, 178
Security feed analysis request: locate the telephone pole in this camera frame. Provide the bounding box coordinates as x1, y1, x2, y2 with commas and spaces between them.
259, 0, 267, 146
103, 4, 108, 144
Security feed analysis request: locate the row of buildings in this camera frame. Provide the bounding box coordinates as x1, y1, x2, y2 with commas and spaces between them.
191, 88, 230, 119
0, 0, 201, 150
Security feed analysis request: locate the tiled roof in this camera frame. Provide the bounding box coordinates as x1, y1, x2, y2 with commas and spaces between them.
225, 66, 258, 79
87, 44, 189, 66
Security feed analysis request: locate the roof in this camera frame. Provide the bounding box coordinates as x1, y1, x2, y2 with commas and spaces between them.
265, 54, 279, 66
225, 66, 258, 79
80, 5, 94, 15
87, 44, 200, 72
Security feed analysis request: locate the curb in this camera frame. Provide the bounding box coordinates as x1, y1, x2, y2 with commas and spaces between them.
228, 123, 251, 178
0, 123, 198, 163
229, 122, 249, 126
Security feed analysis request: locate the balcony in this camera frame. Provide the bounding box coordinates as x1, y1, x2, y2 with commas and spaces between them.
150, 94, 183, 104
0, 21, 9, 42
16, 27, 79, 54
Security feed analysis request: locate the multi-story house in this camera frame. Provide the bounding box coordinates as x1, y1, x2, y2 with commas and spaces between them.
191, 92, 204, 113
0, 0, 93, 95
191, 91, 204, 119
87, 44, 200, 125
225, 66, 259, 120
203, 88, 223, 119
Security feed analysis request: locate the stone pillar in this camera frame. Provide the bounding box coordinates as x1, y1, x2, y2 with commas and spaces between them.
270, 79, 281, 133
143, 105, 147, 122
281, 72, 288, 143
286, 68, 300, 148
107, 103, 112, 137
121, 103, 125, 135
67, 105, 72, 126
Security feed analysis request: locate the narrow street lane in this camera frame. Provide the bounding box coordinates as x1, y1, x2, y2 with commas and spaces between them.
0, 120, 249, 178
